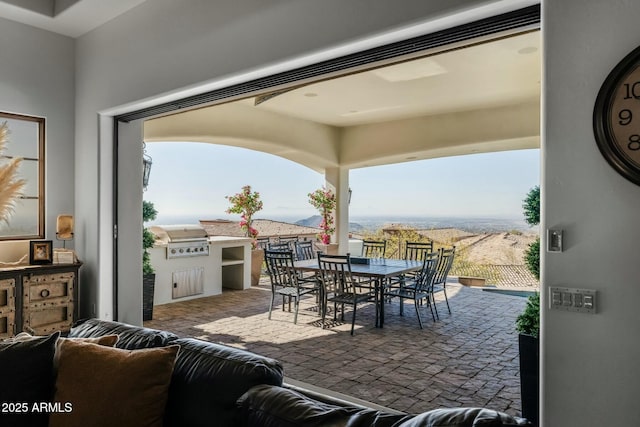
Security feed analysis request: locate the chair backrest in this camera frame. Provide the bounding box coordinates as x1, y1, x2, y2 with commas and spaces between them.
432, 246, 456, 286
264, 249, 298, 289
413, 251, 439, 293
255, 237, 271, 250
267, 242, 291, 252
294, 240, 315, 261
317, 253, 356, 294
404, 241, 433, 261
362, 240, 386, 258
278, 236, 299, 247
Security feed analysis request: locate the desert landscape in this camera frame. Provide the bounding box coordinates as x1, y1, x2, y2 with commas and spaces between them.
356, 225, 540, 289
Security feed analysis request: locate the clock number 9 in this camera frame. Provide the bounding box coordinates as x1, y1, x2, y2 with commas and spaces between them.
628, 135, 640, 151
619, 109, 633, 125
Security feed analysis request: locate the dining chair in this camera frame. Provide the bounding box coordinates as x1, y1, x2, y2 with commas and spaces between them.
255, 237, 271, 251
294, 240, 315, 261
403, 241, 434, 261
387, 240, 435, 294
278, 236, 299, 249
317, 253, 374, 335
267, 242, 291, 252
361, 240, 387, 258
383, 251, 439, 328
430, 246, 456, 318
293, 240, 321, 299
264, 249, 317, 324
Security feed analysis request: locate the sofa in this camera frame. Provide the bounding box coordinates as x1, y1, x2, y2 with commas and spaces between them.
0, 318, 532, 427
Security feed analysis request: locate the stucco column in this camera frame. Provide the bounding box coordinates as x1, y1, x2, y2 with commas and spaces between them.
324, 167, 349, 254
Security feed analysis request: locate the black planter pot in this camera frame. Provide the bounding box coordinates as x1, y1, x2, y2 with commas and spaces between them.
519, 333, 539, 426
143, 273, 156, 321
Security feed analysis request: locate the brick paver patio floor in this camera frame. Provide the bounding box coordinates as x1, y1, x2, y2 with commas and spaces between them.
145, 278, 527, 418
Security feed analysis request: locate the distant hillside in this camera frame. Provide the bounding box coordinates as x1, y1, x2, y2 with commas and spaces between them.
295, 215, 364, 232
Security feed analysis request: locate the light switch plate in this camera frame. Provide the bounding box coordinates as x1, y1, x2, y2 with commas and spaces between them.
549, 286, 597, 314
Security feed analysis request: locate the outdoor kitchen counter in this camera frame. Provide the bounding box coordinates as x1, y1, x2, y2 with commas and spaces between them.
150, 232, 252, 306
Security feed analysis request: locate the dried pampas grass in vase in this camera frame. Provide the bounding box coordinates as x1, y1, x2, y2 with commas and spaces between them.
0, 121, 26, 223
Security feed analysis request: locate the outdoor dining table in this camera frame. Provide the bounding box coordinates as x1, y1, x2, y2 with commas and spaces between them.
293, 257, 423, 328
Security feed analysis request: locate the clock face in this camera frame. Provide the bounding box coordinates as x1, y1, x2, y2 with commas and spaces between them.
594, 46, 640, 185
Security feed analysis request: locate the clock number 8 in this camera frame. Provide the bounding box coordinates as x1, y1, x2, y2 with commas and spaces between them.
619, 109, 632, 125
629, 134, 640, 151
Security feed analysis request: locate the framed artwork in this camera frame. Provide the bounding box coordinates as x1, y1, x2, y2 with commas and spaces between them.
29, 240, 52, 264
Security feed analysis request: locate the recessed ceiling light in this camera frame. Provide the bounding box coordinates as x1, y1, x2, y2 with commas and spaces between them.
304, 93, 318, 97
371, 57, 447, 82
518, 46, 537, 55
340, 105, 403, 117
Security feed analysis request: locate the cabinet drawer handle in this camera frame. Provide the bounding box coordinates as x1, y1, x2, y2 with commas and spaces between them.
40, 289, 50, 298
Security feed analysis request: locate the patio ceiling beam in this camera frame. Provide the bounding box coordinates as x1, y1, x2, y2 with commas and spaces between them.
144, 102, 339, 173
339, 99, 540, 169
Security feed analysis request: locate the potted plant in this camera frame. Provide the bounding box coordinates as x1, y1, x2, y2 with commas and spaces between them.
226, 185, 264, 286
308, 187, 338, 254
516, 292, 539, 426
142, 200, 157, 321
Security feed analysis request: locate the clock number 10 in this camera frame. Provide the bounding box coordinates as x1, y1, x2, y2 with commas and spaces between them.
623, 82, 640, 99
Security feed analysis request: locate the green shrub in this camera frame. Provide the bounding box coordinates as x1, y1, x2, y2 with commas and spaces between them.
522, 186, 540, 226
142, 200, 158, 275
516, 292, 540, 337
524, 237, 540, 280
522, 185, 540, 279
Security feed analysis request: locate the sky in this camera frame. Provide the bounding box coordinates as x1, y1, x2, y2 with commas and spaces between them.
144, 142, 540, 224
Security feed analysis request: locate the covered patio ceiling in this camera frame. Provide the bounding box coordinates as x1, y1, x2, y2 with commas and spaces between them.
144, 30, 540, 173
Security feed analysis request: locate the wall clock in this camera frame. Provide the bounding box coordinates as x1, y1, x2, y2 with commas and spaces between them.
593, 45, 640, 185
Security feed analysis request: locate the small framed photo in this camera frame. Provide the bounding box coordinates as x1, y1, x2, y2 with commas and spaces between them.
29, 240, 53, 264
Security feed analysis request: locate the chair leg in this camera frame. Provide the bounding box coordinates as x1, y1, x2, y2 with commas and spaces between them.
414, 299, 423, 329
443, 286, 451, 314
340, 303, 345, 321
399, 296, 404, 316
293, 296, 299, 324
351, 303, 357, 335
268, 293, 275, 320
426, 295, 436, 322
321, 293, 328, 329
432, 294, 440, 320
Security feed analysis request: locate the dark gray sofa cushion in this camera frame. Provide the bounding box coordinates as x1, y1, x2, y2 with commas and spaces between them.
237, 384, 411, 427
0, 332, 60, 427
165, 338, 284, 427
69, 318, 178, 349
397, 408, 532, 426
238, 385, 532, 427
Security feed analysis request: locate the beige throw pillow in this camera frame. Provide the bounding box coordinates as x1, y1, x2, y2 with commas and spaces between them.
49, 339, 179, 427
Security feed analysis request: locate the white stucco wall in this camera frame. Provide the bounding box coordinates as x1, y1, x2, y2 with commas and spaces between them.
0, 18, 75, 261
543, 1, 640, 425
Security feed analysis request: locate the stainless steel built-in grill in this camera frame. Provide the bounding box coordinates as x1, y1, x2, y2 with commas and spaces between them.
149, 225, 211, 299
149, 225, 210, 259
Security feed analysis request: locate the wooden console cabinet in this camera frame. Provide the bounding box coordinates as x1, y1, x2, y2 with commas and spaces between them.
0, 263, 81, 338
